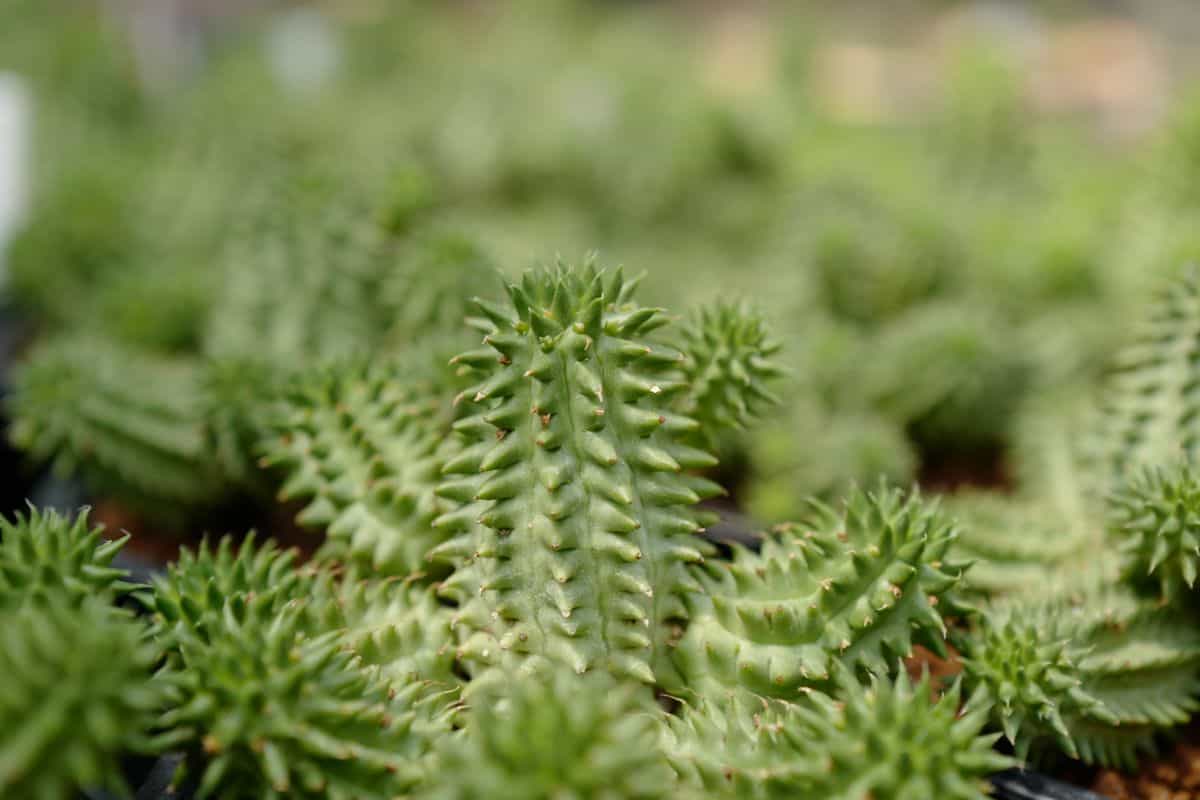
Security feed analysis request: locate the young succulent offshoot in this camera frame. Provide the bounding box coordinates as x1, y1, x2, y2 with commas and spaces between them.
958, 586, 1200, 768
674, 300, 785, 447
432, 263, 723, 684
264, 361, 453, 576
0, 598, 166, 800
0, 506, 132, 610
1109, 461, 1200, 602
673, 485, 967, 698
667, 665, 1011, 800
154, 591, 442, 800
422, 667, 675, 800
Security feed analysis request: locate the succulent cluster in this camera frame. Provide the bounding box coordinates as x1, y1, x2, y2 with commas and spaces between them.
958, 586, 1200, 768
20, 7, 1200, 792
21, 261, 1200, 797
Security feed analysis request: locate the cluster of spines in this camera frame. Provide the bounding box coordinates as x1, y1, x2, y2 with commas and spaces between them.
422, 668, 674, 800
7, 337, 224, 515
666, 667, 1011, 800
431, 264, 720, 683
0, 505, 164, 800
1108, 461, 1200, 602
0, 597, 166, 800
0, 505, 131, 609
674, 300, 784, 443
155, 593, 432, 799
673, 485, 966, 697
146, 533, 309, 651
149, 536, 444, 798
264, 362, 452, 575
958, 586, 1200, 768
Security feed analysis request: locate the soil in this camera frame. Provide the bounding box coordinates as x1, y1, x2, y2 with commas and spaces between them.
1093, 738, 1200, 799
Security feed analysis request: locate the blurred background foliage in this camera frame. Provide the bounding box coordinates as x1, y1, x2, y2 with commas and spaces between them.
5, 0, 1200, 527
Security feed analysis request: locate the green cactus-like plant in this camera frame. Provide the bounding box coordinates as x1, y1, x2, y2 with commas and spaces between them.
673, 485, 967, 698
0, 598, 165, 800
0, 506, 132, 609
203, 193, 392, 366
422, 667, 674, 800
382, 230, 497, 347
264, 362, 453, 575
8, 337, 225, 515
958, 586, 1200, 768
155, 590, 442, 799
431, 263, 723, 684
1088, 268, 1200, 488
1109, 461, 1200, 602
309, 572, 463, 706
201, 357, 283, 490
674, 300, 784, 443
667, 666, 1011, 800
944, 493, 1096, 598
146, 534, 312, 653
865, 302, 1032, 450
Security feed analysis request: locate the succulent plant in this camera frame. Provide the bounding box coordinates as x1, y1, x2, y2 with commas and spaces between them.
203, 190, 392, 366
264, 362, 453, 575
667, 666, 1011, 800
382, 230, 497, 347
0, 597, 165, 800
864, 302, 1032, 451
1108, 461, 1200, 602
155, 591, 442, 799
673, 300, 784, 444
423, 667, 674, 800
673, 485, 967, 698
431, 263, 723, 684
146, 533, 313, 654
944, 492, 1096, 598
8, 337, 225, 516
309, 572, 463, 706
201, 357, 284, 490
1088, 268, 1200, 488
0, 505, 132, 609
958, 586, 1200, 768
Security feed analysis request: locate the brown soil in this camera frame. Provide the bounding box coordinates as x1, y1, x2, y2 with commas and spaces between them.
1093, 740, 1200, 799
917, 446, 1012, 494
93, 497, 318, 568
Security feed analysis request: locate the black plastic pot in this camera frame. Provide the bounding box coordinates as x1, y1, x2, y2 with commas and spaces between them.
991, 769, 1107, 799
